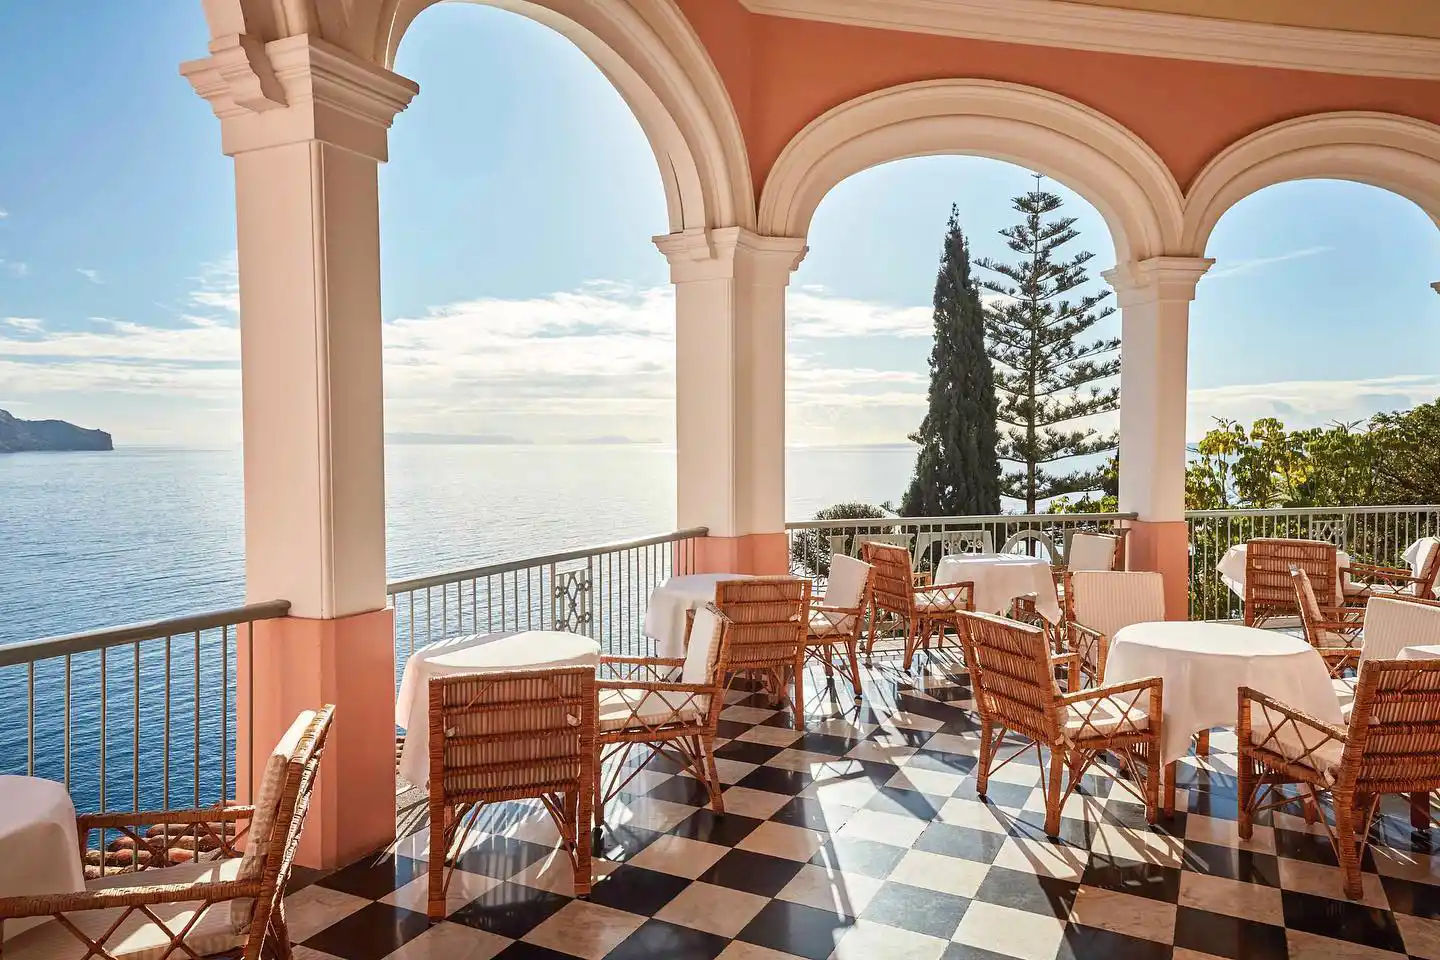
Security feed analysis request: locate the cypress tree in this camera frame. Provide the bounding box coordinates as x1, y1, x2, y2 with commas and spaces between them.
977, 175, 1119, 513
900, 207, 1002, 517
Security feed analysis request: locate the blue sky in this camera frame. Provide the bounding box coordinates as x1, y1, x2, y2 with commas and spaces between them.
2, 1, 1438, 447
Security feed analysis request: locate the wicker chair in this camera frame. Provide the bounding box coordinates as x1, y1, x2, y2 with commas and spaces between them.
1239, 658, 1440, 899
1244, 538, 1339, 627
861, 541, 974, 671
1343, 536, 1440, 605
595, 603, 733, 823
961, 611, 1162, 837
1064, 571, 1166, 688
805, 554, 874, 704
1290, 567, 1365, 677
0, 706, 335, 960
427, 667, 596, 915
716, 577, 812, 727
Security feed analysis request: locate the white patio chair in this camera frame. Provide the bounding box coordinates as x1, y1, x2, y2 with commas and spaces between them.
1065, 571, 1167, 686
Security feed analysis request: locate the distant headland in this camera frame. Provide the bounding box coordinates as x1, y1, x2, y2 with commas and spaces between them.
0, 409, 113, 453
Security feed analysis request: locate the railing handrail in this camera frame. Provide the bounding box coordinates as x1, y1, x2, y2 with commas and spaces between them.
385, 527, 710, 594
1186, 504, 1440, 519
785, 511, 1137, 530
0, 600, 291, 667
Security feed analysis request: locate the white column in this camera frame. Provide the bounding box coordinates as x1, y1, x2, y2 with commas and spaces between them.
655, 227, 806, 570
185, 36, 418, 618
1104, 256, 1214, 523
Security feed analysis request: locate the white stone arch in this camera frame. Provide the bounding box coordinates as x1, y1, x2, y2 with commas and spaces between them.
1182, 112, 1440, 255
757, 79, 1185, 263
199, 0, 754, 232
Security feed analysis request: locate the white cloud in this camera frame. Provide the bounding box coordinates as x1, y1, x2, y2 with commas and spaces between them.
1, 259, 28, 278
1186, 374, 1440, 439
1204, 246, 1333, 280
0, 208, 8, 218
788, 288, 931, 338
3, 317, 43, 332
76, 268, 102, 284
187, 254, 239, 313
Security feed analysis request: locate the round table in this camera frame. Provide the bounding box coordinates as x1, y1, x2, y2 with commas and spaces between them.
0, 776, 85, 940
643, 573, 753, 658
935, 554, 1061, 623
395, 630, 601, 787
1104, 621, 1342, 768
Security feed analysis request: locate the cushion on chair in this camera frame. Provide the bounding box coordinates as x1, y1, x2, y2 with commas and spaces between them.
8, 860, 244, 960
1068, 533, 1119, 572
1248, 722, 1346, 783
231, 709, 315, 933
808, 610, 858, 638
1063, 696, 1150, 739
1360, 596, 1440, 665
915, 590, 962, 613
681, 604, 724, 685
598, 689, 710, 732
824, 554, 871, 610
1070, 572, 1166, 644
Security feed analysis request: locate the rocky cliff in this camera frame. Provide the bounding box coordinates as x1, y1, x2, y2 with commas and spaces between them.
0, 409, 113, 452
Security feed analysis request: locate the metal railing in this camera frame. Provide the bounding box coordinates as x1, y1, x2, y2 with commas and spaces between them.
1187, 504, 1440, 622
386, 528, 709, 668
0, 602, 289, 874
786, 512, 1136, 579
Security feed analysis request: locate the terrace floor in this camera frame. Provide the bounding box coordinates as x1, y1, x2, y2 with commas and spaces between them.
279, 648, 1440, 960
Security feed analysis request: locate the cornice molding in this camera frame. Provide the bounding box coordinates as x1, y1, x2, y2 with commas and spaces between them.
655, 227, 808, 283
1103, 256, 1215, 307
738, 0, 1440, 82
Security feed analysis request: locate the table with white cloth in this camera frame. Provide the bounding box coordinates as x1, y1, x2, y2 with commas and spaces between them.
395, 631, 600, 788
1215, 543, 1351, 601
1103, 621, 1342, 771
1401, 645, 1440, 661
0, 776, 85, 940
935, 554, 1062, 624
643, 573, 753, 659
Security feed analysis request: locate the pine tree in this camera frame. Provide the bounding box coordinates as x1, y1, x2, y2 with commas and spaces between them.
901, 207, 1002, 518
977, 175, 1119, 513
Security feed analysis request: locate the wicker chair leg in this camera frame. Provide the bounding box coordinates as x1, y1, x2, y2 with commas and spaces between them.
1237, 756, 1255, 841
570, 788, 593, 898
1141, 745, 1159, 825
1411, 791, 1431, 830
268, 899, 294, 960
1164, 761, 1178, 818
592, 747, 606, 832
901, 619, 919, 671
1044, 748, 1066, 838
702, 735, 725, 813
845, 638, 863, 704
1333, 796, 1364, 900
792, 656, 806, 729
1196, 730, 1211, 758
976, 720, 995, 797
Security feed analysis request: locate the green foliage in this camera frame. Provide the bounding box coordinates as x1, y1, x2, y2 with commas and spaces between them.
1370, 399, 1440, 505
901, 207, 1002, 518
790, 502, 893, 577
1047, 456, 1119, 514
977, 175, 1119, 513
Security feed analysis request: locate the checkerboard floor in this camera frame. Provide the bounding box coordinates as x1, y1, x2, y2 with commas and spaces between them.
284, 651, 1440, 960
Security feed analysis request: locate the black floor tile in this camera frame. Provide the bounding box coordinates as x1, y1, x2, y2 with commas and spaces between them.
1180, 839, 1282, 887
1082, 854, 1183, 903
943, 943, 1024, 960
447, 881, 572, 940
604, 918, 730, 960
809, 836, 908, 879
792, 732, 862, 756
697, 848, 806, 897
456, 836, 557, 880
906, 749, 978, 776
1056, 924, 1173, 960
301, 902, 432, 960
586, 864, 690, 916
860, 881, 969, 939
1273, 827, 1342, 867
1281, 888, 1407, 953
1380, 873, 1440, 919
715, 739, 787, 765
973, 865, 1079, 920
1174, 906, 1289, 960
953, 778, 1034, 809
770, 796, 849, 832
914, 821, 1008, 864
736, 765, 815, 796
668, 809, 763, 846
316, 853, 426, 900
644, 775, 717, 806
591, 823, 666, 863
738, 897, 855, 960
863, 785, 947, 821
493, 942, 576, 960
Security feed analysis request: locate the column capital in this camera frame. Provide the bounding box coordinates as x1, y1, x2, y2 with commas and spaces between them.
182, 35, 418, 161
1103, 256, 1215, 308
654, 227, 808, 285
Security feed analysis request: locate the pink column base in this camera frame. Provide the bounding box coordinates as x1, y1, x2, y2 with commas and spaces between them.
1125, 520, 1191, 621
239, 609, 397, 868
691, 533, 791, 575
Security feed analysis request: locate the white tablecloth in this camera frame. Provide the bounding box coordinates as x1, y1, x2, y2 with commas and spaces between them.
0, 776, 85, 940
1401, 645, 1440, 661
395, 631, 600, 787
1215, 544, 1350, 600
643, 573, 753, 658
935, 554, 1061, 624
1103, 621, 1342, 765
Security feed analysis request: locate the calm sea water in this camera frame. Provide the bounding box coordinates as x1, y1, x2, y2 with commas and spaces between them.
0, 444, 916, 646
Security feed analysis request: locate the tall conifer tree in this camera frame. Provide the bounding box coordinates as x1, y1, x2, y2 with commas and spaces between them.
901, 207, 1002, 517
977, 175, 1119, 513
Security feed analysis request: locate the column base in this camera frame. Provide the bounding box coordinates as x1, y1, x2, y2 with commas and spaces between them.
1125, 520, 1191, 620
692, 533, 791, 575
240, 609, 397, 868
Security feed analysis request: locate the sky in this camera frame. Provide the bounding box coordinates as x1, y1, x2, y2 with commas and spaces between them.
2, 1, 1439, 448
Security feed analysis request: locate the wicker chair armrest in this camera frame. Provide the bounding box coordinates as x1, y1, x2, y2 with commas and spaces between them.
76, 806, 255, 831
1238, 687, 1349, 744
599, 656, 685, 667
1067, 621, 1106, 642
0, 879, 263, 920
1058, 675, 1160, 706
596, 679, 715, 695
1049, 650, 1081, 671
1316, 647, 1360, 669
1347, 561, 1413, 579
